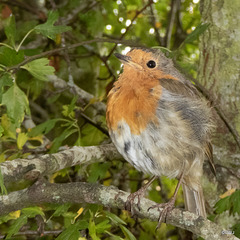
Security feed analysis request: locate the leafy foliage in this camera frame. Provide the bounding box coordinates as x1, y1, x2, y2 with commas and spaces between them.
214, 190, 240, 215
2, 83, 30, 128
21, 58, 55, 81
34, 11, 71, 40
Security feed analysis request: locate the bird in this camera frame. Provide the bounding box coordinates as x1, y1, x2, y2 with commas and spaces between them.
106, 47, 215, 224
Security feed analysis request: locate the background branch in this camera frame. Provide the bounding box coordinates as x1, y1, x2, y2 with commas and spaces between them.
149, 3, 164, 46
164, 0, 180, 48
8, 38, 145, 72
48, 75, 107, 116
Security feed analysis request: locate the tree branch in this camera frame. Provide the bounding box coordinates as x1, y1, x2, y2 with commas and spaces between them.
1, 143, 239, 190
0, 181, 237, 240
48, 75, 107, 116
1, 144, 121, 186
8, 38, 145, 73
164, 0, 180, 48
148, 3, 164, 46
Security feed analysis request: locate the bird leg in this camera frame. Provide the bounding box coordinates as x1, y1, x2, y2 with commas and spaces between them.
148, 171, 185, 229
125, 176, 157, 215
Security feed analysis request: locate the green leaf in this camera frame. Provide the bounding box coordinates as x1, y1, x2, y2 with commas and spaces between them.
0, 125, 3, 138
62, 96, 78, 117
22, 206, 45, 218
50, 127, 78, 153
89, 217, 100, 240
87, 162, 111, 183
34, 11, 71, 40
48, 203, 72, 221
184, 23, 210, 44
21, 58, 55, 81
0, 166, 7, 195
2, 83, 30, 128
6, 215, 28, 239
0, 73, 13, 87
27, 119, 61, 137
214, 190, 240, 215
95, 220, 111, 233
229, 190, 240, 215
0, 47, 24, 66
120, 225, 136, 240
105, 231, 124, 240
105, 211, 126, 226
0, 73, 13, 102
232, 223, 240, 238
55, 224, 79, 240
1, 114, 16, 139
17, 132, 28, 149
56, 220, 88, 240
4, 15, 16, 48
80, 124, 106, 146
214, 196, 231, 214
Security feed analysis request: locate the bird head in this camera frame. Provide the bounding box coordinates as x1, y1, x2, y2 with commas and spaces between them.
114, 48, 177, 80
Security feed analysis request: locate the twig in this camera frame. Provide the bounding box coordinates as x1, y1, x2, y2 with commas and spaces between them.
48, 75, 106, 115
84, 47, 116, 81
215, 164, 240, 180
149, 3, 163, 46
164, 0, 181, 48
0, 230, 62, 239
106, 0, 154, 59
80, 111, 109, 136
8, 38, 145, 73
29, 101, 49, 121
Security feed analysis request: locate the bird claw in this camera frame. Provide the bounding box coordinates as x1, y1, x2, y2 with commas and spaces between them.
125, 188, 145, 216
148, 198, 175, 229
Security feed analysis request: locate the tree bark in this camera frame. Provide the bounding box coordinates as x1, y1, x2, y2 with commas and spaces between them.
0, 180, 237, 240
199, 0, 240, 188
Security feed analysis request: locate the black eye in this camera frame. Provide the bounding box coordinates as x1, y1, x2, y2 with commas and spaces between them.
147, 60, 156, 68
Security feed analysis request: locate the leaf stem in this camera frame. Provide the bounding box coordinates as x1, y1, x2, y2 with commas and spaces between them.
16, 29, 35, 52
0, 43, 14, 50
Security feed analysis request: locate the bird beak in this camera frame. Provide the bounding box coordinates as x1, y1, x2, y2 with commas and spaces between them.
114, 53, 142, 70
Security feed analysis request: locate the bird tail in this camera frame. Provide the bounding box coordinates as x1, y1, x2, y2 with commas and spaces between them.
182, 182, 206, 218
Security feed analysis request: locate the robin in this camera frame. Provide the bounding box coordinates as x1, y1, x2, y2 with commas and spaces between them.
106, 48, 215, 224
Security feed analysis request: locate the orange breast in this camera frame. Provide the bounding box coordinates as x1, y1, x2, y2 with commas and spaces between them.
106, 71, 162, 135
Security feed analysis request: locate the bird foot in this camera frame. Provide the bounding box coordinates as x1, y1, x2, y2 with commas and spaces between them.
125, 187, 146, 216
148, 197, 176, 229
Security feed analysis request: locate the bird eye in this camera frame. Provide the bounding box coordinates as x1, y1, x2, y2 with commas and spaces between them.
147, 60, 156, 68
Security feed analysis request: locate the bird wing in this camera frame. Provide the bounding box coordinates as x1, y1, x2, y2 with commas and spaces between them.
159, 78, 199, 98
158, 77, 216, 175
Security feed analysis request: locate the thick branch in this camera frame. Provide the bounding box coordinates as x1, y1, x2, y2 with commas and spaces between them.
1, 143, 239, 189
0, 181, 237, 240
1, 144, 121, 186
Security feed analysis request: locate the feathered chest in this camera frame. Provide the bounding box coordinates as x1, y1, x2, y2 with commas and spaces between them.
106, 78, 161, 135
